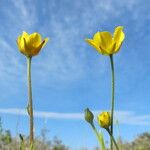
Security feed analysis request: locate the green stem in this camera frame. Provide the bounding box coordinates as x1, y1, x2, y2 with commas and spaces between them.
109, 54, 115, 150
27, 56, 34, 146
106, 128, 119, 150
91, 123, 106, 150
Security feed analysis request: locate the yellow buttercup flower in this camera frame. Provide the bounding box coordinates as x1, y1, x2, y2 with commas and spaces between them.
17, 32, 49, 57
85, 26, 125, 55
97, 112, 111, 128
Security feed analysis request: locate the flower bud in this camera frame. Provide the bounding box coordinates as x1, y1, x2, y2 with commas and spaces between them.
97, 112, 111, 129
84, 108, 94, 124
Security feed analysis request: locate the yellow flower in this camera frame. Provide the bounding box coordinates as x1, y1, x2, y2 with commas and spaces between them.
97, 112, 111, 128
17, 32, 49, 57
85, 26, 125, 55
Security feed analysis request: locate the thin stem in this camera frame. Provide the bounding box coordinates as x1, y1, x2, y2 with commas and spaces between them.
91, 123, 106, 150
106, 128, 119, 150
109, 54, 115, 150
27, 56, 34, 146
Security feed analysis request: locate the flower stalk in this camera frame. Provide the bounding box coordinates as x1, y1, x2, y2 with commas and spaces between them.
85, 26, 125, 149
109, 54, 115, 150
17, 31, 48, 149
106, 128, 119, 150
91, 123, 106, 150
84, 109, 106, 150
27, 56, 34, 146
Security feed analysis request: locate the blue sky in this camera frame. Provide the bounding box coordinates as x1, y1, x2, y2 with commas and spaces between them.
0, 0, 150, 149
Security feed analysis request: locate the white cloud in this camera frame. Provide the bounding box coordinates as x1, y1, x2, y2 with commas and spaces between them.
0, 108, 149, 126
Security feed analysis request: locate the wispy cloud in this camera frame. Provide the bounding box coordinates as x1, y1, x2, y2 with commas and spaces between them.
0, 0, 148, 88
0, 108, 149, 126
12, 0, 37, 28
0, 39, 25, 85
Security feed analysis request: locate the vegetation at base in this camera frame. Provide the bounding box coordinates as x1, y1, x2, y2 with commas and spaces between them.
116, 132, 150, 150
0, 118, 68, 150
0, 118, 149, 150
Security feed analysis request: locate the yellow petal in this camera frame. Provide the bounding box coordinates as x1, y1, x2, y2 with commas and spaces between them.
42, 38, 49, 48
23, 38, 31, 55
113, 26, 125, 53
114, 42, 123, 53
93, 32, 109, 55
17, 32, 29, 55
17, 35, 22, 47
26, 32, 42, 50
17, 37, 26, 55
114, 26, 125, 45
22, 31, 29, 38
99, 31, 113, 50
17, 32, 28, 47
105, 42, 116, 54
32, 40, 46, 56
85, 39, 101, 52
31, 38, 49, 56
93, 32, 101, 45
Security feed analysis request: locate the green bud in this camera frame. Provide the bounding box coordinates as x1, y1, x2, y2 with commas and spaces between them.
84, 108, 94, 124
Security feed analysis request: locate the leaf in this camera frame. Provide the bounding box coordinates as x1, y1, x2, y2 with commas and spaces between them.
99, 131, 106, 150
19, 134, 25, 150
30, 143, 35, 150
